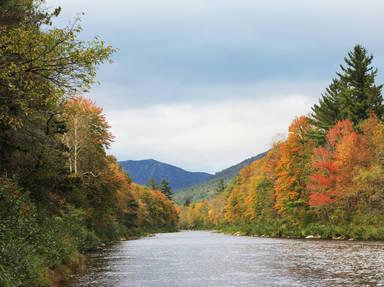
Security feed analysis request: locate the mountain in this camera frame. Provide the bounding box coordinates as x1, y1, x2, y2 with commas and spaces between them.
212, 152, 268, 181
173, 151, 267, 204
119, 159, 213, 191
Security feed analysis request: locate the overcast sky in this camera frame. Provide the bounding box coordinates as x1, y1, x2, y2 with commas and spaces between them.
50, 0, 384, 173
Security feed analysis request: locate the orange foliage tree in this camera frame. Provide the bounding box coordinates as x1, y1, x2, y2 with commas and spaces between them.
274, 116, 314, 216
63, 96, 114, 175
308, 119, 370, 212
352, 115, 384, 210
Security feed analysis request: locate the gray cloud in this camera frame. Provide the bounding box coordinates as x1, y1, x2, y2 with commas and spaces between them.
49, 0, 384, 171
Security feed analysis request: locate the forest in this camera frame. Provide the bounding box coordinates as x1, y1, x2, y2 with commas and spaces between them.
179, 44, 384, 241
0, 1, 177, 286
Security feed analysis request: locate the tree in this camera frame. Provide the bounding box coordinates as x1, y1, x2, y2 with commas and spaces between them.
338, 45, 383, 124
160, 179, 172, 200
274, 116, 315, 216
0, 0, 113, 205
63, 96, 113, 175
215, 179, 226, 194
309, 79, 346, 141
0, 2, 180, 285
352, 115, 384, 211
147, 178, 158, 190
0, 0, 41, 27
307, 119, 368, 213
184, 198, 191, 207
310, 45, 383, 141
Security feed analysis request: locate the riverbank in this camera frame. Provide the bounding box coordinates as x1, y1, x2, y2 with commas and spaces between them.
212, 219, 384, 241
70, 227, 187, 286
49, 227, 179, 287
181, 215, 384, 241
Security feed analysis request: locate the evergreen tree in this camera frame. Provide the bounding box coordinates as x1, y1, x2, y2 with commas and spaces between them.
338, 45, 384, 123
310, 45, 383, 141
160, 179, 172, 200
309, 79, 344, 141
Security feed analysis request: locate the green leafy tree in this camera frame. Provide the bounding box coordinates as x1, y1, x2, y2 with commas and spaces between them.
147, 178, 158, 190
0, 0, 114, 205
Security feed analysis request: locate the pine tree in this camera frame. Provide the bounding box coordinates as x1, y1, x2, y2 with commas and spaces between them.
338, 45, 384, 124
310, 45, 383, 141
309, 79, 345, 141
160, 179, 172, 200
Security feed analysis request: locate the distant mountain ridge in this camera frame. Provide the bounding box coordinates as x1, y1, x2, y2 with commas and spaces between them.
119, 152, 267, 200
213, 152, 268, 180
173, 152, 267, 203
118, 159, 213, 191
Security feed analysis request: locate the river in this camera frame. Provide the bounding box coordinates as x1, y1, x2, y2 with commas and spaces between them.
70, 231, 384, 286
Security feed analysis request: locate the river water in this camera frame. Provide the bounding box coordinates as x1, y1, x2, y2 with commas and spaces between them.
70, 231, 384, 286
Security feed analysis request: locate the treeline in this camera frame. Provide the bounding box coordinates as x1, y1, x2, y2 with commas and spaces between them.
0, 1, 177, 286
179, 45, 384, 240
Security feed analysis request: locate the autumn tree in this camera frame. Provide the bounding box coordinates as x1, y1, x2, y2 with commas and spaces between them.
63, 96, 113, 175
353, 115, 384, 211
225, 167, 250, 224
307, 119, 370, 221
0, 0, 113, 205
215, 179, 226, 194
274, 116, 315, 217
207, 194, 227, 225
0, 2, 179, 285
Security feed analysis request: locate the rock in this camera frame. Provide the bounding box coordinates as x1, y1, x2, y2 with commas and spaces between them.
306, 235, 322, 239
332, 236, 344, 240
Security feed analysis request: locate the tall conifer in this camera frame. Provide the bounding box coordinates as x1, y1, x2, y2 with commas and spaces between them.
310, 45, 383, 141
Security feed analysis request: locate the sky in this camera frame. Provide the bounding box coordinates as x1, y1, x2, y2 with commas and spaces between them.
50, 0, 384, 173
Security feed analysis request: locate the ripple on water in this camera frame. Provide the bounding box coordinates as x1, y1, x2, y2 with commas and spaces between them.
69, 231, 384, 287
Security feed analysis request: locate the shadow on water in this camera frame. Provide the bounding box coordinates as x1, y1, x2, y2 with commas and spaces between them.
69, 231, 384, 287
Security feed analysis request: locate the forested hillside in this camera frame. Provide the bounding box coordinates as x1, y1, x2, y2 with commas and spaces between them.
119, 159, 212, 191
179, 45, 384, 240
0, 1, 177, 286
174, 152, 267, 203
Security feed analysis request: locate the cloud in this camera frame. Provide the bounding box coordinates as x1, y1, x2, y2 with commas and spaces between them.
51, 0, 384, 92
107, 94, 316, 172
47, 0, 384, 171
90, 78, 326, 109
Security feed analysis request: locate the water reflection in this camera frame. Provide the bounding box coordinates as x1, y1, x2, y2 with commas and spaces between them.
70, 231, 384, 286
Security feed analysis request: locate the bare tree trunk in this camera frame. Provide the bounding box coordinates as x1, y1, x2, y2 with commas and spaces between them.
74, 116, 78, 174
63, 133, 73, 173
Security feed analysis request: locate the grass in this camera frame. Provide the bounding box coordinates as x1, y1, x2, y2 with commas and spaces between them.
192, 215, 384, 240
